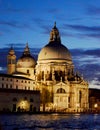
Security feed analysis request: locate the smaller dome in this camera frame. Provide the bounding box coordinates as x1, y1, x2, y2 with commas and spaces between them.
17, 43, 36, 68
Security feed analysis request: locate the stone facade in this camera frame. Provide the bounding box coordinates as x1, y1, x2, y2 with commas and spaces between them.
35, 23, 89, 112
89, 89, 100, 112
0, 23, 89, 112
0, 88, 40, 112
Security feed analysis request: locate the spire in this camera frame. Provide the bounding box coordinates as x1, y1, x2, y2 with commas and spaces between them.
55, 21, 56, 26
26, 42, 28, 47
49, 22, 61, 43
10, 44, 13, 50
53, 21, 56, 29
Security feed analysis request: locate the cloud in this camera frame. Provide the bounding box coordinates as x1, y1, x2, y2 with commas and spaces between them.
40, 25, 50, 34
0, 2, 32, 14
61, 23, 100, 40
83, 33, 100, 39
84, 49, 100, 57
6, 7, 31, 14
63, 24, 100, 32
70, 48, 100, 86
48, 8, 60, 14
0, 8, 25, 14
89, 78, 100, 89
0, 20, 34, 31
0, 47, 99, 89
60, 32, 75, 37
87, 5, 100, 16
0, 66, 7, 73
33, 18, 51, 28
5, 43, 25, 48
71, 48, 100, 58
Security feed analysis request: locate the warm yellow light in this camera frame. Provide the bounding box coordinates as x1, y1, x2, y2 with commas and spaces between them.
94, 103, 98, 108
21, 101, 25, 108
19, 100, 29, 109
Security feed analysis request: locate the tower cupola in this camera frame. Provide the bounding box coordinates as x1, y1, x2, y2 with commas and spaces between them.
7, 46, 16, 74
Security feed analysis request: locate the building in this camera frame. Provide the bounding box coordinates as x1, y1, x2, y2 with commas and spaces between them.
89, 88, 100, 112
0, 74, 40, 112
0, 23, 89, 112
0, 88, 40, 112
35, 23, 89, 112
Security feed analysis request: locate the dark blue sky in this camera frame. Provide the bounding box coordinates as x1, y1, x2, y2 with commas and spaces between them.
0, 0, 100, 49
0, 0, 100, 89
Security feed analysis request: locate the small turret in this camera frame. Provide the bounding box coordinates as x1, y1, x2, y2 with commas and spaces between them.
7, 46, 16, 74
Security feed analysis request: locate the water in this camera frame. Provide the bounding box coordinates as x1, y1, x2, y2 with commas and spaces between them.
0, 113, 100, 130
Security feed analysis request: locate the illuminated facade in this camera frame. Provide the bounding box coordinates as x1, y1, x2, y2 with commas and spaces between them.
89, 89, 100, 112
0, 23, 89, 112
0, 74, 40, 112
0, 88, 40, 112
35, 23, 89, 112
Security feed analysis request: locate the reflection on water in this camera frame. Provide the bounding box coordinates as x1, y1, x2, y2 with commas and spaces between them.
0, 113, 100, 130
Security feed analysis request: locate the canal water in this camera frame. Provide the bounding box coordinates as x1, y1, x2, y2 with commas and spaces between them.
0, 113, 100, 130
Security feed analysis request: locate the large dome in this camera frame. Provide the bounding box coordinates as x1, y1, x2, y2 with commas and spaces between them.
38, 42, 72, 61
38, 23, 72, 62
17, 44, 36, 68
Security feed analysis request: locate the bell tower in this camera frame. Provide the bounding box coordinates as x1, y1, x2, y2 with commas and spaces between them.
7, 46, 16, 74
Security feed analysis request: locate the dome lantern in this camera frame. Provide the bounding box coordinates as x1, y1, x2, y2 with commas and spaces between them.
49, 22, 61, 44
23, 43, 31, 56
38, 23, 73, 64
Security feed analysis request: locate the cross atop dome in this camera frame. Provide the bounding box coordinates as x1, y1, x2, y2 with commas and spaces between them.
53, 21, 57, 29
10, 44, 13, 50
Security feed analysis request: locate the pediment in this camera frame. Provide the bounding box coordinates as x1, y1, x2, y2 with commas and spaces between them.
53, 81, 70, 93
54, 81, 69, 87
54, 81, 65, 86
80, 80, 88, 86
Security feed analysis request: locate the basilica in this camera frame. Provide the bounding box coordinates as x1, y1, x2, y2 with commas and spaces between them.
0, 23, 89, 112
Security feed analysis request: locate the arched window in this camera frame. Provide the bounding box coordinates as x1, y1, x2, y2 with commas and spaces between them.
24, 97, 27, 101
6, 84, 8, 88
30, 98, 34, 102
10, 85, 12, 89
57, 88, 66, 93
2, 84, 4, 88
13, 97, 17, 102
16, 86, 18, 89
